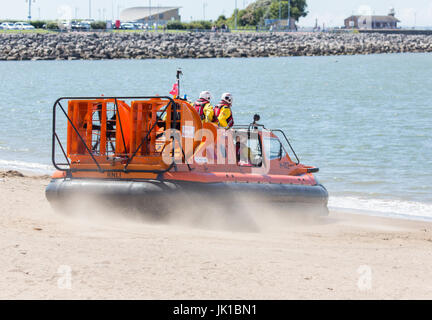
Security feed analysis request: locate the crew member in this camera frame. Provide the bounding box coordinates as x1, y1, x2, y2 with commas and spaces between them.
193, 91, 214, 123
214, 93, 234, 129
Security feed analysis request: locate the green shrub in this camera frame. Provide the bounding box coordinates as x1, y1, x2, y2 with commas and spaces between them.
91, 21, 106, 30
46, 22, 59, 30
30, 20, 45, 28
0, 20, 18, 24
167, 21, 186, 30
167, 20, 212, 30
215, 15, 227, 27
187, 21, 212, 30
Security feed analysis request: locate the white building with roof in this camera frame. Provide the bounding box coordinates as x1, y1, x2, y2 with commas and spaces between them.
344, 8, 400, 29
120, 7, 181, 24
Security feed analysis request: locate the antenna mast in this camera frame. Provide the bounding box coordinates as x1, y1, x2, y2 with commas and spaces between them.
176, 69, 183, 98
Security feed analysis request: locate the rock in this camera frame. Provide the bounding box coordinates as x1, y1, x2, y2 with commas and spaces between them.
0, 31, 431, 61
0, 170, 25, 178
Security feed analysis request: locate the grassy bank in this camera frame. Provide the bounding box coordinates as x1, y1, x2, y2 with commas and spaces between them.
0, 29, 55, 34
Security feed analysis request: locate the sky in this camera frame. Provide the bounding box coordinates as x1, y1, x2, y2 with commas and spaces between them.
1, 0, 431, 27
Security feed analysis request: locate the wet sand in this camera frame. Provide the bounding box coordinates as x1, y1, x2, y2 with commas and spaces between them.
1, 172, 432, 299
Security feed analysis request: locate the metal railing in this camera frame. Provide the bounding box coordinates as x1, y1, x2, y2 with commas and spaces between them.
52, 96, 180, 174
232, 124, 300, 165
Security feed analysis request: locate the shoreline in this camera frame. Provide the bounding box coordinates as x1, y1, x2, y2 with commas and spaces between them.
1, 32, 432, 61
1, 173, 432, 299
330, 207, 432, 224
2, 167, 431, 223
0, 51, 429, 63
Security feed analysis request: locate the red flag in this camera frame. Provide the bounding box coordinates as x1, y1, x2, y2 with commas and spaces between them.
169, 83, 178, 97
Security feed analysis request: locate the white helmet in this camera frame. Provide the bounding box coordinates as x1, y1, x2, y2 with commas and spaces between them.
221, 92, 233, 105
199, 91, 212, 102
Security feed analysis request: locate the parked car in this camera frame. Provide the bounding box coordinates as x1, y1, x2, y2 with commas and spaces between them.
79, 21, 92, 30
14, 22, 35, 30
121, 22, 135, 30
70, 21, 80, 30
0, 22, 17, 30
134, 23, 144, 30
56, 20, 69, 30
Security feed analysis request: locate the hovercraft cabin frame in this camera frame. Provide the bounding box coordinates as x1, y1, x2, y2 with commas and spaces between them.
52, 96, 187, 175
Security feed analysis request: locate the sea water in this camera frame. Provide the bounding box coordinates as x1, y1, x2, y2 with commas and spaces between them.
0, 53, 431, 219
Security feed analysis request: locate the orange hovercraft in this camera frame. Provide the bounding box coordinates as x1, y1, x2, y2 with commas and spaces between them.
46, 71, 329, 215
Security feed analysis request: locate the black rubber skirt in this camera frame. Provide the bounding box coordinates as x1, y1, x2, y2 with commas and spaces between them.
46, 178, 329, 215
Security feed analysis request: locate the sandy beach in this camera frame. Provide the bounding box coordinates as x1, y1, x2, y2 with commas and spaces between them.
1, 171, 432, 300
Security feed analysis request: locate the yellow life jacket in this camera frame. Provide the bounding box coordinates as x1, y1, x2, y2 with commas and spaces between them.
214, 103, 234, 128
194, 99, 214, 123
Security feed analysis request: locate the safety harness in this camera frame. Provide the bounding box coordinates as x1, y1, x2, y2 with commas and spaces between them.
214, 102, 234, 128
193, 98, 210, 121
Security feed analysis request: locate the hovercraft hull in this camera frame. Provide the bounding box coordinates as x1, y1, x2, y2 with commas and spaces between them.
46, 178, 329, 216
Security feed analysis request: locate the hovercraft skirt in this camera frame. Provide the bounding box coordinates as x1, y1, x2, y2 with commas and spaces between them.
46, 179, 329, 215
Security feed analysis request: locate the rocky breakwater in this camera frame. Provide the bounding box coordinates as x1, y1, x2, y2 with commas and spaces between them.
1, 31, 432, 60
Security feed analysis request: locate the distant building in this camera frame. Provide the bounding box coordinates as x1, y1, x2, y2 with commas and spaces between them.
120, 7, 181, 24
344, 9, 400, 29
